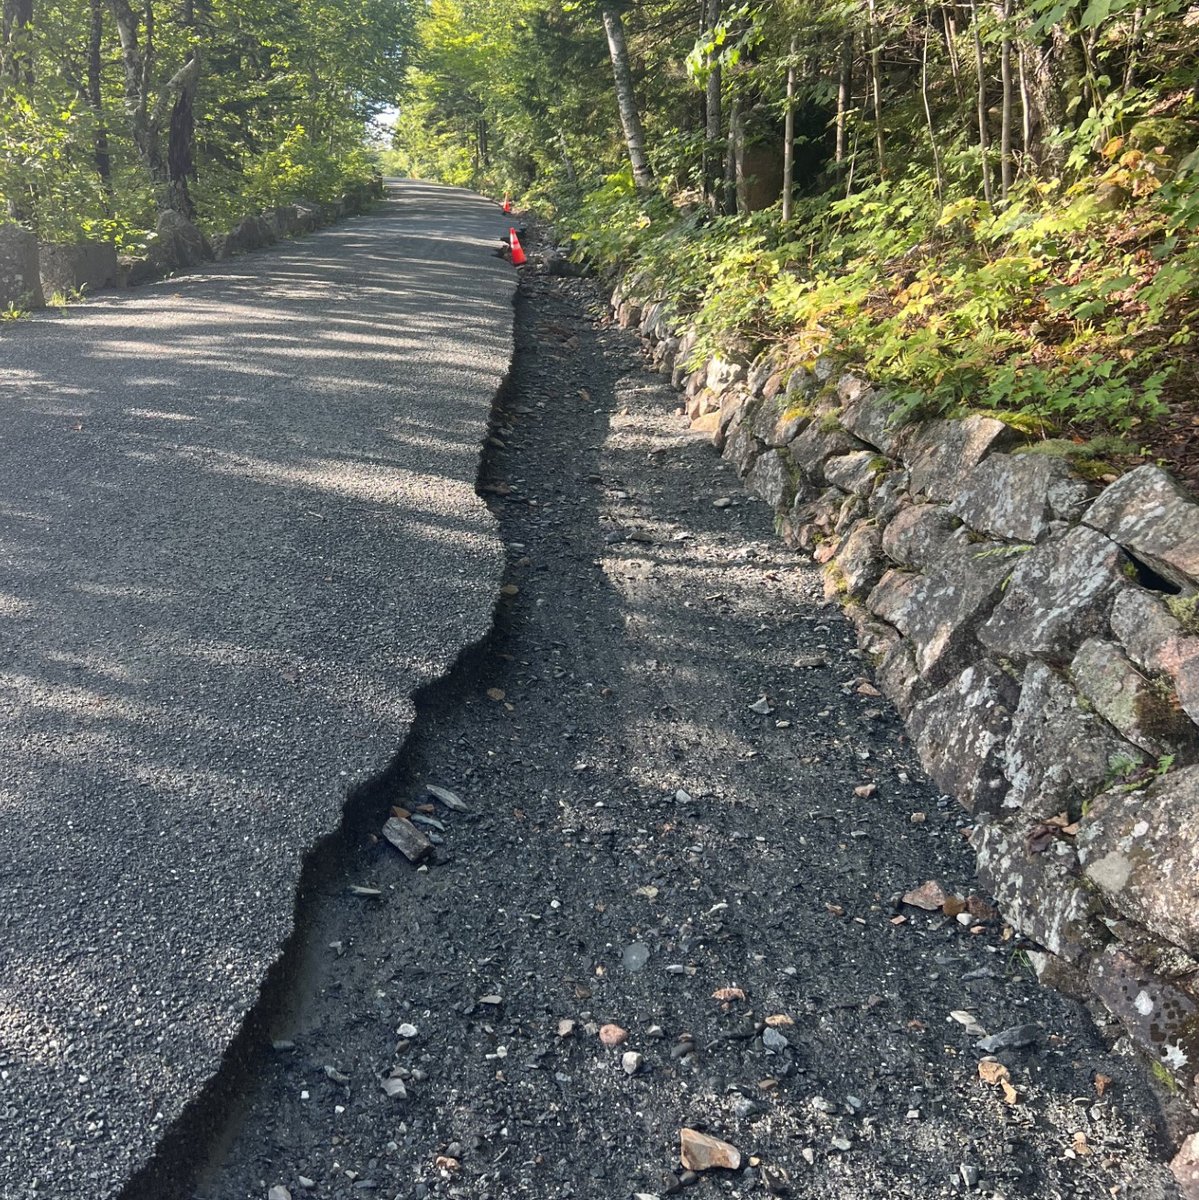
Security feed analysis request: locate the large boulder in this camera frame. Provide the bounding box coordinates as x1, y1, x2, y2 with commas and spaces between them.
904, 415, 1017, 502
1110, 588, 1199, 725
979, 526, 1128, 662
0, 224, 44, 309
1071, 637, 1199, 758
1076, 766, 1199, 957
1003, 662, 1139, 821
38, 240, 118, 295
838, 375, 906, 456
149, 210, 210, 272
880, 503, 959, 571
949, 452, 1081, 544
973, 818, 1102, 961
907, 659, 1020, 812
1084, 465, 1199, 592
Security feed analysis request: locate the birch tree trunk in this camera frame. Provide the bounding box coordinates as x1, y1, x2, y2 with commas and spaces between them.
703, 0, 721, 209
866, 0, 886, 176
601, 6, 653, 189
970, 0, 993, 203
781, 37, 796, 222
999, 0, 1013, 199
835, 34, 853, 165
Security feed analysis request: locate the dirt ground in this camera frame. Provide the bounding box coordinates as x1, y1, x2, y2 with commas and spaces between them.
192, 264, 1182, 1200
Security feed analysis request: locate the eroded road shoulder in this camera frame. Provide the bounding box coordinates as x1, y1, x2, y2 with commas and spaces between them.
0, 181, 512, 1200
196, 267, 1177, 1198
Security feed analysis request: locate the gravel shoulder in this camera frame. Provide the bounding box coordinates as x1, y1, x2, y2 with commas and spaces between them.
195, 264, 1179, 1200
0, 181, 512, 1200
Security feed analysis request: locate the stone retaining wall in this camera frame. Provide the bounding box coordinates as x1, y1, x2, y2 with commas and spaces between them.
613, 279, 1199, 1106
0, 175, 386, 308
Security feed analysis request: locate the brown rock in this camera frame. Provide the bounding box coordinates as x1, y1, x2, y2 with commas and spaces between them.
1172, 1132, 1199, 1199
679, 1128, 742, 1172
905, 415, 1017, 502
599, 1023, 628, 1047
902, 880, 948, 910
1111, 588, 1199, 725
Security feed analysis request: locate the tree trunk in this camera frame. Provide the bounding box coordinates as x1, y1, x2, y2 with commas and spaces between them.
866, 0, 885, 176
724, 92, 740, 214
601, 6, 653, 189
922, 5, 944, 199
835, 34, 852, 164
1, 0, 33, 84
970, 0, 993, 203
999, 0, 1013, 199
782, 37, 796, 222
942, 3, 964, 102
703, 0, 721, 208
88, 0, 112, 190
165, 52, 199, 217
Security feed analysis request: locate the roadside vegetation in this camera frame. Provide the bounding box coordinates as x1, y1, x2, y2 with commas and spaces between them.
0, 0, 407, 247
394, 0, 1199, 485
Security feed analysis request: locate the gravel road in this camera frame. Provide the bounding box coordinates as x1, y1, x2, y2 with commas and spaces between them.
0, 181, 513, 1199
193, 264, 1181, 1199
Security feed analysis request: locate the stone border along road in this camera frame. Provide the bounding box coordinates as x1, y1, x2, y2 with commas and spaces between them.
0, 180, 514, 1200
192, 259, 1178, 1198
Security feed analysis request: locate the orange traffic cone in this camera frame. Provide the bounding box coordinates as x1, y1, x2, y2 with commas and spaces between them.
502, 194, 512, 213
509, 228, 527, 266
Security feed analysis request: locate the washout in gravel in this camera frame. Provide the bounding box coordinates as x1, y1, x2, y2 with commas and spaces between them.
191, 256, 1183, 1199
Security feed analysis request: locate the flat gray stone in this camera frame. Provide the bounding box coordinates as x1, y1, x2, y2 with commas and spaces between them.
788, 420, 868, 486
880, 504, 959, 571
949, 453, 1075, 543
0, 223, 45, 308
973, 819, 1101, 961
1084, 464, 1199, 591
1071, 638, 1199, 757
1077, 766, 1199, 957
744, 449, 794, 509
1110, 588, 1199, 724
908, 660, 1020, 812
824, 450, 882, 496
905, 415, 1017, 502
838, 376, 907, 456
979, 527, 1127, 662
832, 522, 885, 600
1003, 662, 1139, 821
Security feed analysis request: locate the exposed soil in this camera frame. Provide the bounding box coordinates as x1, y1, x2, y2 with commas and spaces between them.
192, 263, 1181, 1200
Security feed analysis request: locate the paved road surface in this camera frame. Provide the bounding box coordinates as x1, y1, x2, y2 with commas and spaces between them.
0, 181, 513, 1198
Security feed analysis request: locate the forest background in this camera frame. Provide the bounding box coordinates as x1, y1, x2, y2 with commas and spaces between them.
2, 0, 1198, 475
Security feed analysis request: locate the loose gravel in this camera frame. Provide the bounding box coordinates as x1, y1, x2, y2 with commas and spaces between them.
194, 262, 1180, 1200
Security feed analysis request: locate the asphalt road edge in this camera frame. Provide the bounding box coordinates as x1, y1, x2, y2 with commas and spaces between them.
113, 296, 519, 1200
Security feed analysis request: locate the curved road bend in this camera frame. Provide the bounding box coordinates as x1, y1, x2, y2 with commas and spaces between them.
0, 181, 513, 1199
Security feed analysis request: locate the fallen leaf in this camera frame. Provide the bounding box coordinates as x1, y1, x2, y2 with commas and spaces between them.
1072, 1131, 1090, 1156
825, 903, 845, 917
1001, 1079, 1019, 1105
712, 987, 746, 1002
966, 895, 999, 922
854, 783, 878, 798
856, 681, 881, 697
889, 914, 908, 926
950, 1010, 986, 1036
902, 880, 948, 911
1094, 1073, 1113, 1097
942, 895, 967, 917
634, 885, 659, 899
764, 1014, 794, 1027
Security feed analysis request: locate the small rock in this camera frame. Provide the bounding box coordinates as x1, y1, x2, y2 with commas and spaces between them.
760, 1164, 791, 1194
830, 1136, 852, 1152
801, 1148, 816, 1166
323, 1066, 350, 1086
425, 783, 468, 811
749, 696, 774, 716
762, 1027, 789, 1054
960, 1163, 980, 1189
381, 1077, 408, 1100
397, 1023, 418, 1039
679, 1128, 741, 1172
902, 880, 948, 911
558, 1019, 576, 1038
269, 1189, 292, 1200
600, 1023, 629, 1047
949, 1011, 986, 1037
713, 497, 733, 508
623, 942, 651, 973
298, 1179, 315, 1191
622, 1051, 644, 1075
975, 1024, 1039, 1053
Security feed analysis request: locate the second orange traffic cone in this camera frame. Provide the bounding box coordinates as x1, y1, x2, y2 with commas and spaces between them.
509, 228, 526, 266
502, 194, 512, 213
